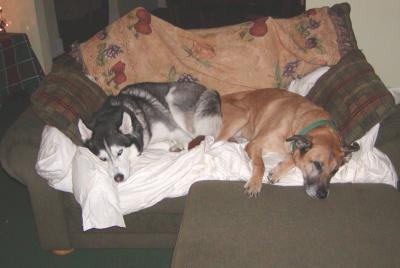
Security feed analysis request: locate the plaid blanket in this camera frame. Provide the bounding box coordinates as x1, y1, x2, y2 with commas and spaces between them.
0, 33, 44, 107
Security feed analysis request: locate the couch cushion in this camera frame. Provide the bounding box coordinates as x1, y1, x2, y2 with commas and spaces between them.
63, 192, 185, 247
172, 181, 400, 268
376, 104, 400, 180
30, 54, 107, 145
306, 49, 396, 144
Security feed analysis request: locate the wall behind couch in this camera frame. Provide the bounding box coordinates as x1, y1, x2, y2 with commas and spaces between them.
307, 0, 400, 88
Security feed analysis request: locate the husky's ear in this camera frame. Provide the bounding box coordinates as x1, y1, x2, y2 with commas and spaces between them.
343, 142, 360, 162
119, 112, 133, 135
343, 142, 360, 154
78, 119, 93, 142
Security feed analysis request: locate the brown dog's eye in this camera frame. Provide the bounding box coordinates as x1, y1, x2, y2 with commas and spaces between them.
312, 161, 323, 172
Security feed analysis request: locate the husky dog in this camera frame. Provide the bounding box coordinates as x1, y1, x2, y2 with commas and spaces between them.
78, 82, 222, 183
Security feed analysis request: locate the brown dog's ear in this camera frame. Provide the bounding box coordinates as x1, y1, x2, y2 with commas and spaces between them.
286, 135, 312, 154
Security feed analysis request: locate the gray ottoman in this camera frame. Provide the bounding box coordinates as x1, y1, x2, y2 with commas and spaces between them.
172, 181, 400, 268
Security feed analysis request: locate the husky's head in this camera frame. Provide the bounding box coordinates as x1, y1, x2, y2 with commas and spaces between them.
78, 108, 144, 183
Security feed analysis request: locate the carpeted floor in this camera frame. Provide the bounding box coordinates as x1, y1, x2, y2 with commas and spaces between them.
0, 96, 173, 268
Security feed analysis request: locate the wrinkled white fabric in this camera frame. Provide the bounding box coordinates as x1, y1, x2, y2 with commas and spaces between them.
35, 125, 75, 192
118, 137, 251, 214
288, 66, 330, 96
389, 87, 400, 104
72, 147, 125, 231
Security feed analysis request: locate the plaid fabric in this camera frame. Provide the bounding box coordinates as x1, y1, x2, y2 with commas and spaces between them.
31, 54, 106, 145
328, 3, 358, 57
0, 33, 44, 107
307, 49, 396, 144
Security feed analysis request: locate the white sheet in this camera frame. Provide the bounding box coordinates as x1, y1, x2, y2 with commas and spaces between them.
35, 67, 399, 231
36, 124, 398, 230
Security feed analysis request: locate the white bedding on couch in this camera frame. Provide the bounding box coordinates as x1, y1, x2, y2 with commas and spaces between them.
35, 67, 398, 231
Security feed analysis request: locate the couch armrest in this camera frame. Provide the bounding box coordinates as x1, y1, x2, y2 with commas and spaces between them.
0, 108, 71, 250
376, 104, 400, 187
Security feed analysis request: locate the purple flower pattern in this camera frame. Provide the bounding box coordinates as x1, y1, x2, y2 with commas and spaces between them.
283, 60, 301, 80
104, 44, 123, 59
177, 73, 198, 83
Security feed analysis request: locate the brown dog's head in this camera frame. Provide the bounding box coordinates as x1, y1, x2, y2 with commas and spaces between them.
287, 129, 359, 199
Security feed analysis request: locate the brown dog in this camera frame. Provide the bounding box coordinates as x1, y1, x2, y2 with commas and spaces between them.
217, 88, 359, 199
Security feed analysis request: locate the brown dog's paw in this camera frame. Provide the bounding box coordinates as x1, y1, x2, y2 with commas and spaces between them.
267, 171, 275, 184
267, 171, 280, 184
268, 166, 283, 184
244, 179, 262, 197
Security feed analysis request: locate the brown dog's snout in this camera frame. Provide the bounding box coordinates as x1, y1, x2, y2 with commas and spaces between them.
305, 179, 329, 199
316, 187, 328, 199
114, 173, 124, 183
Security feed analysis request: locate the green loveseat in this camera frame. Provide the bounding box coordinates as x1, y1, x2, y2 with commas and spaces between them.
1, 51, 399, 258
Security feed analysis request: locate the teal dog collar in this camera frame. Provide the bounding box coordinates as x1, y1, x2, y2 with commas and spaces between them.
291, 120, 337, 152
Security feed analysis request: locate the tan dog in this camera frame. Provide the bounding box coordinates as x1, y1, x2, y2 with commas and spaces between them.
217, 88, 359, 199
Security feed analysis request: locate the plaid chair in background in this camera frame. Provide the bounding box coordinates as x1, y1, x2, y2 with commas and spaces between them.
0, 33, 44, 108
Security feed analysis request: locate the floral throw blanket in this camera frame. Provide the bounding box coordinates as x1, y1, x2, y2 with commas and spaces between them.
72, 4, 356, 96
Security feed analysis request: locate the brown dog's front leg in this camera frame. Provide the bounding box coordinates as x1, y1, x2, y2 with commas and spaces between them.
244, 141, 265, 197
268, 157, 295, 183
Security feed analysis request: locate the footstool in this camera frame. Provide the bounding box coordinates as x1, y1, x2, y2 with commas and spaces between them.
171, 181, 400, 268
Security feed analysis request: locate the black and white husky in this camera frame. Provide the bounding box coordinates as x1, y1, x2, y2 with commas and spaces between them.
78, 82, 222, 183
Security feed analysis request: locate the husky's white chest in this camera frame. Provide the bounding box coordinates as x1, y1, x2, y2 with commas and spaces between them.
150, 122, 172, 143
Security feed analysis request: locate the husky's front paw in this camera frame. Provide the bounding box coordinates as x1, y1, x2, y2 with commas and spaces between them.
244, 178, 262, 197
169, 144, 184, 152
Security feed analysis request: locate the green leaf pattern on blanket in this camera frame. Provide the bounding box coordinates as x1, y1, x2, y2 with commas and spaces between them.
239, 22, 255, 42
167, 66, 177, 82
96, 43, 107, 66
274, 62, 284, 88
182, 45, 212, 68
